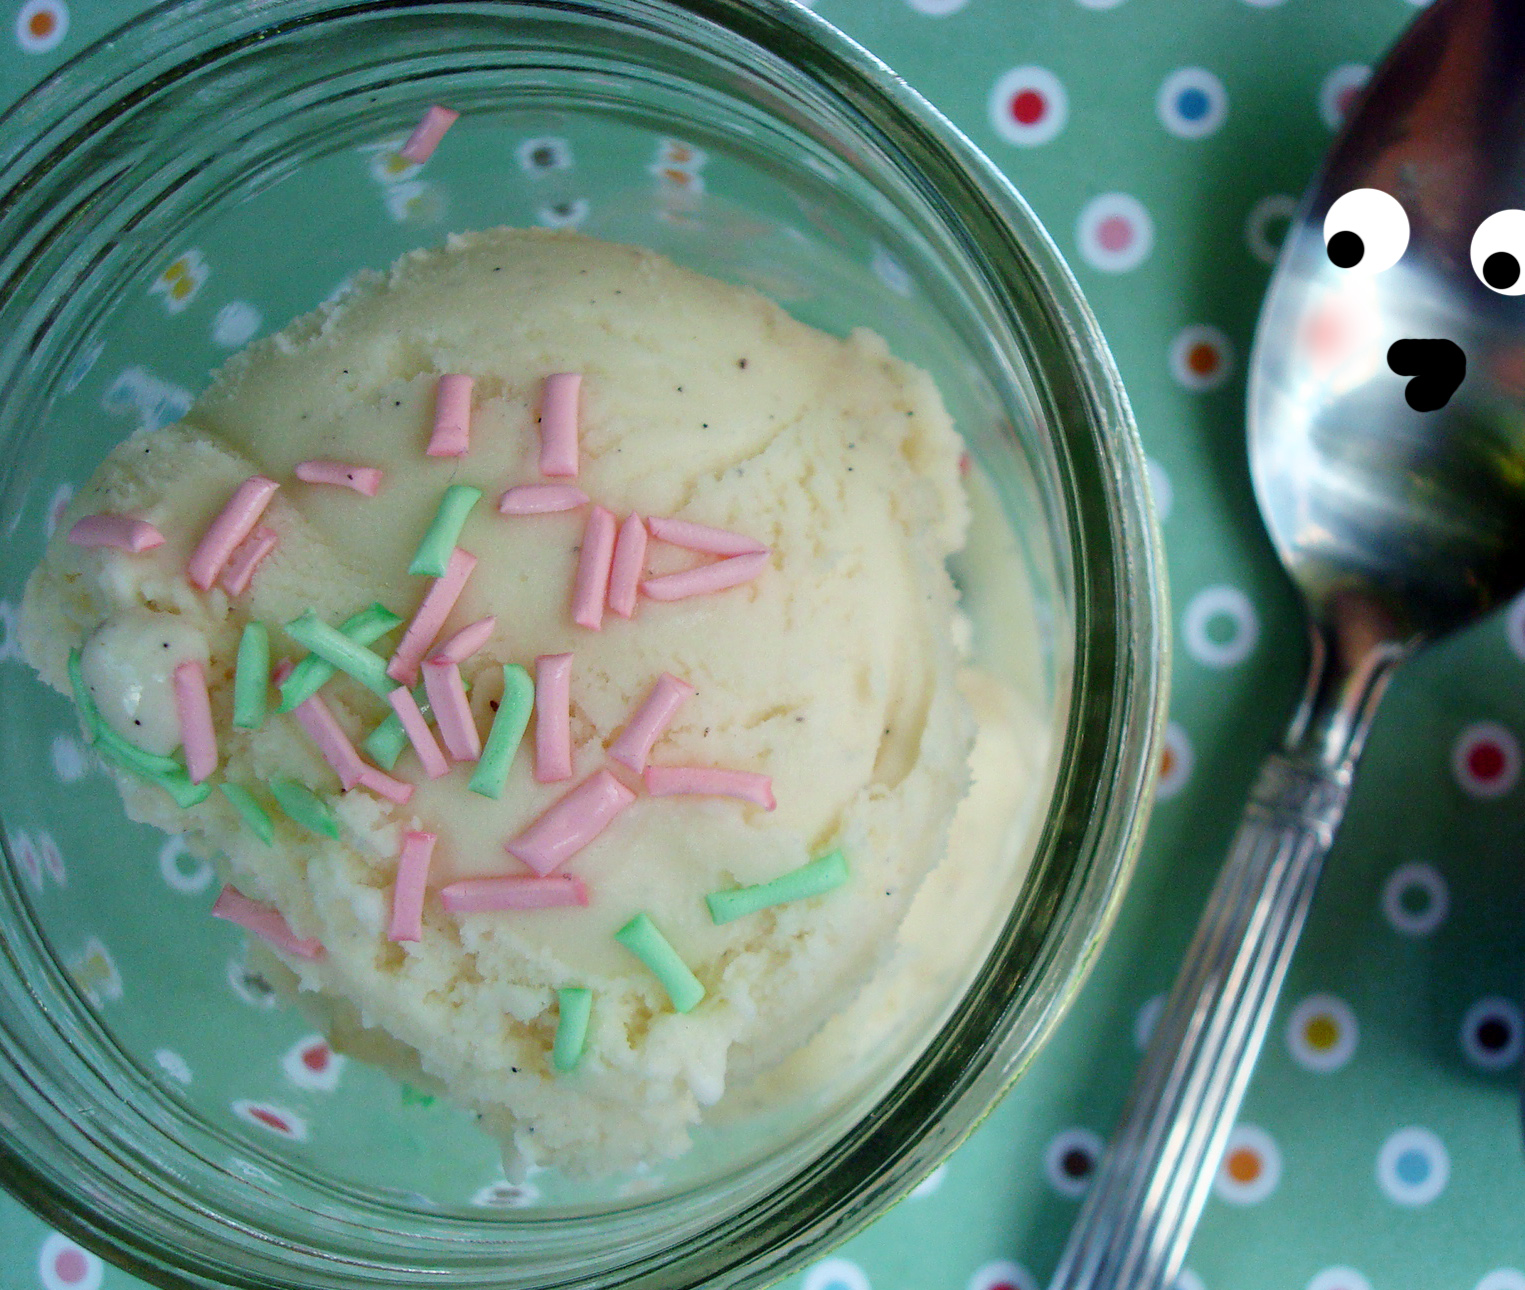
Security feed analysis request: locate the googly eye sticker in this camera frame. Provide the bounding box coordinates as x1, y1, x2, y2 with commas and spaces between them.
1470, 209, 1525, 295
1324, 187, 1410, 273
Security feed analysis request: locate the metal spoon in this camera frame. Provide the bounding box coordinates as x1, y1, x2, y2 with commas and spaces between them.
1051, 2, 1525, 1285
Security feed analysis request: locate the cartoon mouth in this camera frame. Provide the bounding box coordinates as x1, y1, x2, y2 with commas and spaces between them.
1387, 338, 1466, 411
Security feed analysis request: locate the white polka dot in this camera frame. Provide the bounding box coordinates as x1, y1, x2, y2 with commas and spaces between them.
1476, 1272, 1525, 1290
905, 0, 970, 12
228, 1157, 279, 1187
1173, 1273, 1205, 1290
1452, 721, 1520, 798
1133, 992, 1166, 1051
8, 828, 39, 891
227, 956, 279, 1008
988, 67, 1069, 147
212, 301, 261, 348
1381, 861, 1448, 936
471, 1180, 541, 1208
515, 136, 573, 174
232, 1098, 308, 1141
1213, 1123, 1281, 1204
1157, 722, 1193, 801
1145, 458, 1172, 522
1045, 1127, 1104, 1197
1376, 1125, 1448, 1206
16, 1, 67, 53
1246, 194, 1298, 265
155, 1048, 192, 1083
1240, 0, 1287, 7
871, 245, 914, 296
383, 180, 442, 224
38, 833, 64, 885
1507, 592, 1525, 661
1320, 65, 1372, 131
537, 198, 590, 229
1076, 0, 1127, 8
1182, 585, 1258, 667
967, 1260, 1039, 1290
908, 1162, 948, 1197
1286, 993, 1359, 1072
282, 1034, 346, 1091
159, 835, 214, 894
38, 1232, 101, 1290
1460, 996, 1524, 1071
1170, 325, 1234, 391
1077, 193, 1154, 273
50, 733, 87, 783
804, 1257, 871, 1290
1157, 68, 1228, 140
1306, 1269, 1373, 1290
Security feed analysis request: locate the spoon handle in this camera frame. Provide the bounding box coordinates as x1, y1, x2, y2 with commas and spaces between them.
1049, 750, 1354, 1290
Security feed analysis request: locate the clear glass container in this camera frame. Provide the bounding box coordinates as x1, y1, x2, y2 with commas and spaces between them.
0, 1, 1168, 1286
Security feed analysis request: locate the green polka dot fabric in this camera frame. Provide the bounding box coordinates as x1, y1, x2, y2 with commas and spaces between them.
4, 2, 1525, 1289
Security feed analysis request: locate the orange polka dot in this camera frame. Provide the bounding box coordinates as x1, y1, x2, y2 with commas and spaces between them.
1225, 1148, 1262, 1184
1187, 343, 1219, 376
28, 10, 55, 37
1159, 746, 1176, 779
1304, 1015, 1339, 1051
170, 277, 194, 300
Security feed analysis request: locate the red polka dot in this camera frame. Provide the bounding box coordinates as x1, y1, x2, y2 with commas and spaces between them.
1469, 742, 1506, 780
1187, 343, 1219, 376
988, 1283, 1019, 1290
54, 1250, 87, 1284
249, 1106, 289, 1133
301, 1042, 330, 1073
1010, 90, 1045, 125
1097, 216, 1134, 253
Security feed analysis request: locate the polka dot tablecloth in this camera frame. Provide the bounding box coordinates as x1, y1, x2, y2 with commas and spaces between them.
3, 1, 1525, 1289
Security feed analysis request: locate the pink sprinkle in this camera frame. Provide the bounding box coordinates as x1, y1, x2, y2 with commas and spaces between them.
66, 514, 164, 553
498, 484, 589, 515
398, 104, 459, 164
427, 374, 474, 458
608, 672, 695, 774
534, 653, 573, 783
538, 372, 581, 477
423, 659, 480, 762
572, 505, 616, 630
388, 831, 435, 942
292, 691, 367, 791
439, 875, 589, 913
219, 525, 277, 597
187, 475, 279, 591
212, 885, 324, 959
646, 516, 766, 556
388, 547, 477, 685
432, 616, 495, 665
607, 513, 647, 619
387, 687, 449, 780
505, 768, 636, 876
644, 765, 776, 810
172, 659, 217, 784
295, 460, 383, 496
356, 765, 414, 805
641, 550, 769, 602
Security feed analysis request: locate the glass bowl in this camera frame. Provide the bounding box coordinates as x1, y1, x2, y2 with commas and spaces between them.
0, 1, 1167, 1286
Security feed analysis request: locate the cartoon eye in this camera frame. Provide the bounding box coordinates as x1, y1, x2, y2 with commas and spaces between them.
1470, 209, 1525, 295
1323, 188, 1410, 273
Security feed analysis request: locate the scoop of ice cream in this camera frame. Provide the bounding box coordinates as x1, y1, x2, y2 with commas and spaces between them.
21, 227, 978, 1175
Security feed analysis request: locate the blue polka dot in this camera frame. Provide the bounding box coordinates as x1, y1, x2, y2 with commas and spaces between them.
1395, 1148, 1430, 1185
1177, 88, 1210, 120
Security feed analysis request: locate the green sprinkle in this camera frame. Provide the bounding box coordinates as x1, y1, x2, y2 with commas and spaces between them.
409, 484, 482, 578
282, 611, 394, 701
362, 712, 408, 771
469, 664, 534, 799
66, 648, 101, 741
278, 603, 402, 712
613, 913, 705, 1013
94, 740, 211, 807
552, 986, 593, 1073
705, 849, 849, 925
269, 778, 339, 839
233, 622, 270, 730
220, 783, 274, 845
